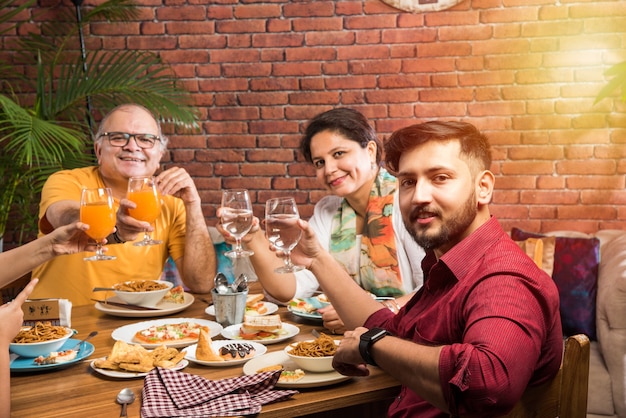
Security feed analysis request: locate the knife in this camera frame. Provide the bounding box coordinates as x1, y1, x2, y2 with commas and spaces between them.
91, 299, 160, 311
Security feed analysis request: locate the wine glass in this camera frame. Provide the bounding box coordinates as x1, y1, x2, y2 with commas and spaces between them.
265, 197, 304, 273
221, 189, 254, 258
127, 176, 162, 246
80, 188, 117, 261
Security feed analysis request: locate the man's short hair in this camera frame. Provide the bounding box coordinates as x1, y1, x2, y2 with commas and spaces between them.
384, 121, 492, 174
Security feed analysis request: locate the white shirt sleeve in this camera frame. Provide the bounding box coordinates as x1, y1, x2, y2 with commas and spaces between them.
292, 196, 341, 298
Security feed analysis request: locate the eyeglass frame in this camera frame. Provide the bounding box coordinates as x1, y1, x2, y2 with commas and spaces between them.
98, 132, 162, 149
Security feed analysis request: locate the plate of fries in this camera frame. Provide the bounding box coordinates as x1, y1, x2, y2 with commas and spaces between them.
90, 340, 188, 378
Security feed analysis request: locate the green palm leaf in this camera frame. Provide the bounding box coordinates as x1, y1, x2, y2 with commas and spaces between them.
0, 95, 86, 166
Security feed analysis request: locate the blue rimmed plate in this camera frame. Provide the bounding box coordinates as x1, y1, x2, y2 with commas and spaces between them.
10, 339, 95, 372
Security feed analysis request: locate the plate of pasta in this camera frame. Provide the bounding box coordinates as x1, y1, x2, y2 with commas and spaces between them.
9, 322, 75, 358
94, 292, 195, 318
10, 339, 95, 372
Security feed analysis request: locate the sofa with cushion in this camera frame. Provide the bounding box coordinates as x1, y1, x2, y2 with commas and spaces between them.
512, 229, 626, 418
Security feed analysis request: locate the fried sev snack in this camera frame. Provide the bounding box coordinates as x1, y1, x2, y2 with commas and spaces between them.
93, 340, 186, 373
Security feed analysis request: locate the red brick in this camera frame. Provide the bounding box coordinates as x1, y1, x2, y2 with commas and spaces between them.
293, 17, 343, 32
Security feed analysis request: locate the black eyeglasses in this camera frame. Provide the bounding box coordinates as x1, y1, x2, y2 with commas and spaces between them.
99, 132, 161, 149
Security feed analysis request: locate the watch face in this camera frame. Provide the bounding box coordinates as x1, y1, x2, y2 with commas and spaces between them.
362, 328, 388, 341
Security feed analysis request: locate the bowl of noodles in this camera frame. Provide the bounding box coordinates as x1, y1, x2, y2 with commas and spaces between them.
113, 280, 173, 307
284, 333, 339, 372
10, 322, 74, 358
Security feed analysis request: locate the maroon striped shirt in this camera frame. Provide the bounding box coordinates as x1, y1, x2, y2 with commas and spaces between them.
365, 217, 562, 418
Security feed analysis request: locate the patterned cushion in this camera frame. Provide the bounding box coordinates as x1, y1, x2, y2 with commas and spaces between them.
511, 228, 600, 340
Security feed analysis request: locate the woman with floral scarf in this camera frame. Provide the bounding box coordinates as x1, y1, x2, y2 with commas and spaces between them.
218, 108, 424, 333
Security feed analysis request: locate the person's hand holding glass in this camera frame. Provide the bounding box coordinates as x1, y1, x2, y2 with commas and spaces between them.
265, 197, 304, 273
127, 176, 162, 246
80, 188, 116, 261
220, 189, 254, 258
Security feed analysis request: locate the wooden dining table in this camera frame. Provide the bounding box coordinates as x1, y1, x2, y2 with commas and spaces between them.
10, 287, 400, 418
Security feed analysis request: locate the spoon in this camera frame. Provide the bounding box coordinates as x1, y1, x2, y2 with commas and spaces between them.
233, 273, 248, 292
70, 330, 98, 352
92, 287, 116, 292
213, 272, 230, 294
116, 388, 135, 418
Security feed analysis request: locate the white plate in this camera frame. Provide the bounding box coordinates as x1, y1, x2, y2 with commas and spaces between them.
243, 351, 351, 388
205, 301, 278, 317
90, 358, 188, 378
94, 293, 195, 318
220, 323, 299, 345
111, 318, 222, 349
184, 340, 267, 367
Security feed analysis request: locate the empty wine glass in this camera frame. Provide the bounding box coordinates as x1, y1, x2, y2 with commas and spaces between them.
80, 188, 117, 261
221, 189, 254, 258
265, 197, 304, 273
127, 176, 162, 246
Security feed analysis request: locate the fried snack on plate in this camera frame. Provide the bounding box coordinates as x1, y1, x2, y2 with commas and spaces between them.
196, 327, 224, 362
93, 340, 185, 373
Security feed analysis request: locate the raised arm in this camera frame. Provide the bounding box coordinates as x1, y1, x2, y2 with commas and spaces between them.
0, 222, 97, 288
157, 167, 215, 293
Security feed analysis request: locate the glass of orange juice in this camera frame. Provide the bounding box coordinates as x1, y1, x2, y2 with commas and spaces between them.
127, 176, 162, 246
80, 188, 117, 261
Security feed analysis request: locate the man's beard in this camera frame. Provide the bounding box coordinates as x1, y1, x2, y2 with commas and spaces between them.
405, 192, 477, 251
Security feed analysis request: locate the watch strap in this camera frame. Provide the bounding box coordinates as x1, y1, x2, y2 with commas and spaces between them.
359, 328, 389, 367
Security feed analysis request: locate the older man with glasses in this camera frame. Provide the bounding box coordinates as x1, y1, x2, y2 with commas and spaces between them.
30, 103, 216, 306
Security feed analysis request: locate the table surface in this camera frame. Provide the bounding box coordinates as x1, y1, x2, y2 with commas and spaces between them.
10, 287, 400, 418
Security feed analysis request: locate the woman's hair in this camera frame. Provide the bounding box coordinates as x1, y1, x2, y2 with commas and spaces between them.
384, 121, 492, 174
300, 108, 382, 164
94, 103, 168, 151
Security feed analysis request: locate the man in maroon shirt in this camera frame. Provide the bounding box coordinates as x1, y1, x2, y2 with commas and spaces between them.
284, 121, 563, 417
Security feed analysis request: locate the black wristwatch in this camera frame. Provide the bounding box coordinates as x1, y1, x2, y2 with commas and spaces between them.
359, 328, 390, 367
111, 229, 126, 244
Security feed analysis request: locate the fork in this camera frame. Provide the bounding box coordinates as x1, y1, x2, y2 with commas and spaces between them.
70, 331, 98, 352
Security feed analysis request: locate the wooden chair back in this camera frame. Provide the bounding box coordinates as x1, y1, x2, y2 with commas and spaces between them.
504, 334, 590, 418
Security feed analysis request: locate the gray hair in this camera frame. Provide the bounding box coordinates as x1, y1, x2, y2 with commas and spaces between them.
93, 104, 169, 152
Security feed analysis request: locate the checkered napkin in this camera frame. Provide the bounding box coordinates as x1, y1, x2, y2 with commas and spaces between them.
140, 367, 298, 417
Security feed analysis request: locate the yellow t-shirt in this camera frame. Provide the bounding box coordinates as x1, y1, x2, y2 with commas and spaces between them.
31, 167, 186, 306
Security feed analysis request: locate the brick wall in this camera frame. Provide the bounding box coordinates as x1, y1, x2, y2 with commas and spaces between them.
4, 0, 626, 234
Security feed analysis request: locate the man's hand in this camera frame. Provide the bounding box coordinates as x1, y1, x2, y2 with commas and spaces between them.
332, 327, 371, 377
114, 198, 147, 242
156, 167, 200, 205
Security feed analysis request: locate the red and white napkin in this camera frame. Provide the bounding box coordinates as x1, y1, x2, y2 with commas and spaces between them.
141, 367, 298, 417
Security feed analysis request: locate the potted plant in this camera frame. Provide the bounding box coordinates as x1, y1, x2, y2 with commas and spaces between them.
0, 0, 199, 250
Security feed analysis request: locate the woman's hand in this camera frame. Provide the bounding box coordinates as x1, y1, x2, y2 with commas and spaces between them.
215, 209, 261, 245
318, 305, 347, 335
0, 278, 38, 344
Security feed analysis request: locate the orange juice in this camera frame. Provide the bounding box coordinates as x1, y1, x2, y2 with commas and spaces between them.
128, 190, 161, 223
80, 202, 116, 240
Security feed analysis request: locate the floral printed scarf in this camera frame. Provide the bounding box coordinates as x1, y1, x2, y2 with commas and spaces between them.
329, 168, 404, 297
